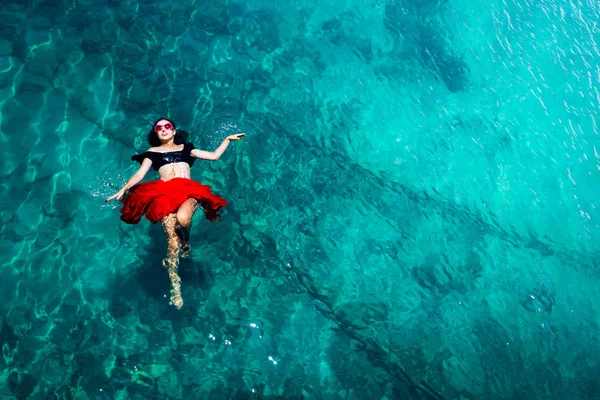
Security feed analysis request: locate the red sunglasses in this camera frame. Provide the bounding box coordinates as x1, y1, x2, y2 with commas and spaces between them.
154, 122, 173, 132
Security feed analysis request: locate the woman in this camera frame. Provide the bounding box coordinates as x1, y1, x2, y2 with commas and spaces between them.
106, 117, 245, 309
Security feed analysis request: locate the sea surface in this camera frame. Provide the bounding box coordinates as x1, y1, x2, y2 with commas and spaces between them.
1, 0, 600, 399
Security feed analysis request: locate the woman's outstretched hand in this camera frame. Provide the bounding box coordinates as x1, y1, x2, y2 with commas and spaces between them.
227, 133, 246, 141
106, 189, 125, 202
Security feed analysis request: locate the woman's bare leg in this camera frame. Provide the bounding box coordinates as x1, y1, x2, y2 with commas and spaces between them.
176, 198, 198, 258
161, 213, 183, 309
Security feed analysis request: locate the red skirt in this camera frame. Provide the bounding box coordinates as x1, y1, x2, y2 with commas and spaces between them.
120, 178, 227, 224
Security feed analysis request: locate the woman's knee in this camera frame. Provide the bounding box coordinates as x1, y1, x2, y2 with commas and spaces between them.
176, 210, 192, 226
176, 199, 197, 227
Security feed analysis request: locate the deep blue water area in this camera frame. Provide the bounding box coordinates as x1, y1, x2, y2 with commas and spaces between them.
2, 0, 600, 399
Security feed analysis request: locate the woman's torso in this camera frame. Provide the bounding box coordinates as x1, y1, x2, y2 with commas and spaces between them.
157, 162, 191, 181
149, 145, 192, 181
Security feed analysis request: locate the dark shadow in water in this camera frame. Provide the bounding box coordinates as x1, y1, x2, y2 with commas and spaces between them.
384, 2, 469, 92
417, 25, 469, 93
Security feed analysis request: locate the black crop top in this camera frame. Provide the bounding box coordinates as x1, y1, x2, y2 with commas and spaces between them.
131, 142, 196, 171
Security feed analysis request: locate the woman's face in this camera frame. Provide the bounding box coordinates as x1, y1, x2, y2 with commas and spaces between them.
153, 119, 176, 141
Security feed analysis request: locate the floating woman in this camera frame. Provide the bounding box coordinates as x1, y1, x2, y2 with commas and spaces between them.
106, 117, 245, 309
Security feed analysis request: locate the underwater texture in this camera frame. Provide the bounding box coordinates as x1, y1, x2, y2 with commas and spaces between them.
1, 0, 600, 398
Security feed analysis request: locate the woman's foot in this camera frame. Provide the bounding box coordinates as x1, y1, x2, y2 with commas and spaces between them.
181, 242, 191, 258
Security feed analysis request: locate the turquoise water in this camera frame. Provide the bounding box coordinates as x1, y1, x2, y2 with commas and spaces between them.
2, 0, 600, 398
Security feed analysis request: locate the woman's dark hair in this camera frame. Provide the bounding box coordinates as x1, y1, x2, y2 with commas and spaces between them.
147, 117, 189, 146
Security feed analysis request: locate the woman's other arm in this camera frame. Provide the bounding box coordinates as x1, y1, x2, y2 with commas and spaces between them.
191, 133, 246, 161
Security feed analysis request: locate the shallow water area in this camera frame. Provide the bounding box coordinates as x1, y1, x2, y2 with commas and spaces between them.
1, 0, 600, 399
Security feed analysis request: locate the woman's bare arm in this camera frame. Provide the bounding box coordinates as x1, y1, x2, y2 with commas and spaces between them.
191, 133, 246, 161
106, 158, 153, 202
